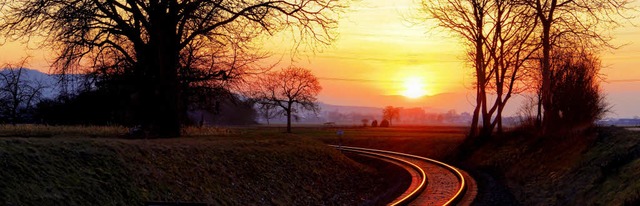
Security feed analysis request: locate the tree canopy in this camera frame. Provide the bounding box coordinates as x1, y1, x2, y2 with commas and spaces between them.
0, 0, 343, 137
382, 106, 400, 126
249, 66, 321, 133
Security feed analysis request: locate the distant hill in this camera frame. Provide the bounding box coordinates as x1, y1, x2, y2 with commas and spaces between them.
0, 68, 60, 99
0, 68, 83, 99
320, 92, 473, 115
318, 103, 382, 114
382, 93, 472, 113
378, 92, 530, 117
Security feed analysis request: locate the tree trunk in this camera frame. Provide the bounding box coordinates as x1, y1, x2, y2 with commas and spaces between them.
541, 20, 555, 133
536, 89, 543, 127
469, 83, 481, 138
286, 106, 292, 133
475, 7, 491, 138
11, 90, 18, 125
480, 88, 492, 137
134, 8, 181, 138
494, 83, 504, 135
496, 102, 505, 134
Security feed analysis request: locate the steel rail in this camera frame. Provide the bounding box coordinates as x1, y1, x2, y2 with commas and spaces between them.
332, 145, 467, 206
337, 147, 427, 206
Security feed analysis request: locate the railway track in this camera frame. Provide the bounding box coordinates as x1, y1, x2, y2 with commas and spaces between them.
332, 145, 475, 206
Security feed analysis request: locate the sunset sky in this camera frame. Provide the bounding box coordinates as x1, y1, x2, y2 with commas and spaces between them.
1, 0, 640, 118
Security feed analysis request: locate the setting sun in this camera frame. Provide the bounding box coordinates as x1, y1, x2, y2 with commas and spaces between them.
402, 77, 428, 99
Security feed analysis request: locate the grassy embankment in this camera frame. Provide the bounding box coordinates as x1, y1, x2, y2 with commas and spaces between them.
0, 125, 392, 205
293, 125, 640, 205
465, 126, 640, 205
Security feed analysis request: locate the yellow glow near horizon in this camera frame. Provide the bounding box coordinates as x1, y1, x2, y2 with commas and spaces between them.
402, 77, 429, 98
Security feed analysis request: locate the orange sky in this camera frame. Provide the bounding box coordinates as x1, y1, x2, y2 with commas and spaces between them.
265, 0, 471, 110
271, 0, 640, 118
1, 0, 640, 118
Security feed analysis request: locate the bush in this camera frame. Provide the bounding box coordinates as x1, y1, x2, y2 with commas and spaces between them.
548, 51, 607, 129
380, 119, 390, 127
361, 119, 369, 127
371, 120, 378, 127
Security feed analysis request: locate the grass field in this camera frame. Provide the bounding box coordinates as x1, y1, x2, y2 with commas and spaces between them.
290, 125, 468, 159
0, 125, 404, 205
467, 126, 640, 205
20, 124, 639, 205
0, 124, 127, 138
282, 124, 640, 205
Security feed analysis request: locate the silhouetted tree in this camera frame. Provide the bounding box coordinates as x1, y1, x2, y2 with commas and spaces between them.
484, 0, 539, 135
420, 0, 491, 137
379, 119, 390, 127
420, 0, 538, 137
206, 95, 257, 125
382, 106, 400, 126
548, 50, 607, 129
420, 0, 631, 137
520, 0, 633, 131
0, 62, 46, 125
176, 41, 269, 125
256, 101, 283, 125
371, 120, 378, 127
0, 0, 342, 137
249, 67, 322, 133
34, 89, 126, 125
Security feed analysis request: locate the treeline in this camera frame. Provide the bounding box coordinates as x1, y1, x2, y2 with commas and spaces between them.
0, 66, 259, 126
320, 107, 482, 126
0, 64, 324, 134
323, 109, 471, 125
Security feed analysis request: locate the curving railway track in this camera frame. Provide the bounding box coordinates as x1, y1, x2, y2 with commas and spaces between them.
332, 145, 476, 206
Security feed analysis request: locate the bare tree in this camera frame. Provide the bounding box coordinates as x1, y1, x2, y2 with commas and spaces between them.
382, 106, 400, 126
484, 0, 539, 134
420, 0, 490, 137
420, 0, 538, 137
0, 0, 343, 137
256, 101, 283, 125
0, 61, 46, 125
519, 0, 633, 131
249, 67, 321, 133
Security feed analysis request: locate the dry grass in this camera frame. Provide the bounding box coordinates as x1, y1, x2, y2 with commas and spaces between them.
467, 127, 640, 205
181, 126, 242, 137
0, 124, 127, 138
291, 126, 468, 159
0, 126, 392, 205
0, 125, 243, 138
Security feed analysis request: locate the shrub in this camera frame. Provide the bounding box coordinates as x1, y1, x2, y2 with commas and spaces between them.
548, 51, 607, 129
371, 120, 378, 127
380, 119, 390, 127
